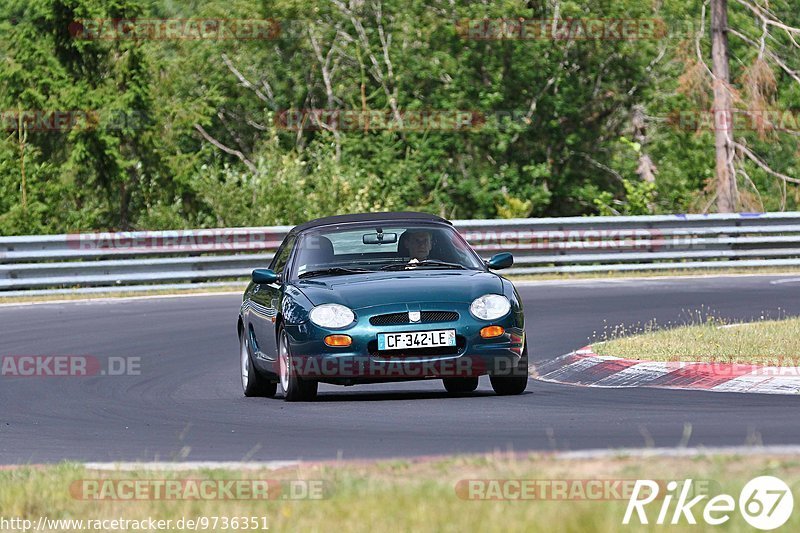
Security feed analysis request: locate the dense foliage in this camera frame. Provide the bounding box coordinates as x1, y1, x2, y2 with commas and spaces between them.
0, 0, 798, 235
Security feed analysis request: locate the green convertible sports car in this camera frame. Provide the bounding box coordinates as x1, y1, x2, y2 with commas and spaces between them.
237, 211, 527, 401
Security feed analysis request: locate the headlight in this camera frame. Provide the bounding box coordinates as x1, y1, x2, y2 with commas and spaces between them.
309, 304, 355, 329
470, 294, 511, 321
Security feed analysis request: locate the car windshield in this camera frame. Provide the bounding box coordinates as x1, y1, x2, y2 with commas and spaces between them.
291, 223, 484, 279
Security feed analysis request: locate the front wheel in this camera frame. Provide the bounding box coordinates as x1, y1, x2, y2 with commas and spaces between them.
489, 342, 529, 396
240, 330, 277, 398
278, 328, 318, 402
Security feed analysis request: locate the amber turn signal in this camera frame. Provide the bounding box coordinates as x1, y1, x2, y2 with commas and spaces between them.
480, 326, 505, 339
324, 335, 352, 347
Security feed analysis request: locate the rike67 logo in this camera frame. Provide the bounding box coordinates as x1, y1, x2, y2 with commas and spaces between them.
623, 476, 794, 530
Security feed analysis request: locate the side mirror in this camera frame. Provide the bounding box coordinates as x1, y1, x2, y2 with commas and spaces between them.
252, 269, 278, 284
486, 252, 513, 270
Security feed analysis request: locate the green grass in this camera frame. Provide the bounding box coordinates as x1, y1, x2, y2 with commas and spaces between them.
1, 454, 799, 532
593, 314, 800, 365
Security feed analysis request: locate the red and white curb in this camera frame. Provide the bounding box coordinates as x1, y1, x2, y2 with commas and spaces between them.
532, 347, 800, 395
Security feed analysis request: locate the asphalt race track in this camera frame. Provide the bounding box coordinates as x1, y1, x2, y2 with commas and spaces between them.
2, 275, 800, 464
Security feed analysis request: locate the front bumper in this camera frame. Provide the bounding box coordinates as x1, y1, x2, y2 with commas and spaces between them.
284, 302, 525, 384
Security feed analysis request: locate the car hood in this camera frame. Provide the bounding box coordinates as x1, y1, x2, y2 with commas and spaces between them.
294, 270, 503, 309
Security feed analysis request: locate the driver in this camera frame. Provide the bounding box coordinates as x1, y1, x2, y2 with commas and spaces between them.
403, 229, 433, 261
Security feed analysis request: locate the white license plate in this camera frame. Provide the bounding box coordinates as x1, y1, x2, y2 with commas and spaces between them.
377, 329, 456, 351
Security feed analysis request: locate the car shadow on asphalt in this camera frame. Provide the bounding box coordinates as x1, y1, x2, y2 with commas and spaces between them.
309, 390, 533, 402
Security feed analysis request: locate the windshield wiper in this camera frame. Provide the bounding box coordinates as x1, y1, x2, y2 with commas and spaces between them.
299, 267, 371, 279
380, 260, 466, 271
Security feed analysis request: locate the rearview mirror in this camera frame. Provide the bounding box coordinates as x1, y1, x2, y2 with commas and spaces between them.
252, 268, 278, 284
363, 232, 398, 245
486, 252, 513, 270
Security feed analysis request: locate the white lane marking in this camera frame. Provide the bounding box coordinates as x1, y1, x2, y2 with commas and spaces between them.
770, 278, 800, 285
82, 461, 300, 471
514, 272, 797, 286
0, 291, 242, 309
7, 447, 800, 470
554, 445, 800, 460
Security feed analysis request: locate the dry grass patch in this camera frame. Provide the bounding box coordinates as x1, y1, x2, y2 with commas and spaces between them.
594, 315, 800, 365
1, 453, 799, 532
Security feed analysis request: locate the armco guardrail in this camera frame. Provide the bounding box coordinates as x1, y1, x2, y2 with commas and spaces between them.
2, 213, 800, 293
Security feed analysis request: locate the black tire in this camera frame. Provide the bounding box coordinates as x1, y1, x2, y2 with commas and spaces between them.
240, 330, 277, 398
443, 377, 479, 394
489, 342, 529, 396
278, 328, 318, 402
